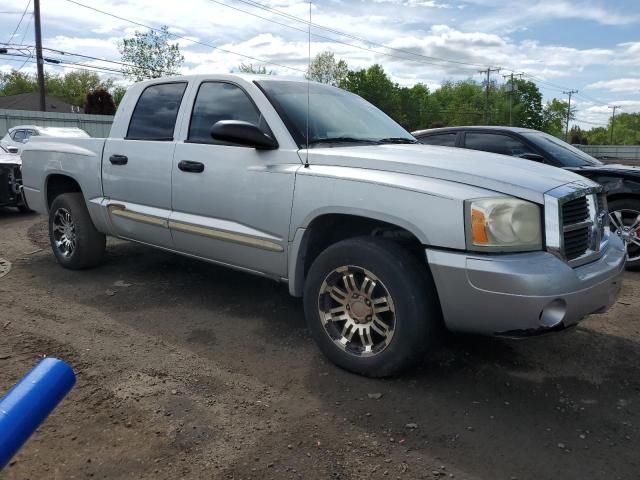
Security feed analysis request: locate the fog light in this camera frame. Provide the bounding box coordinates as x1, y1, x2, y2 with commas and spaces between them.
539, 299, 567, 328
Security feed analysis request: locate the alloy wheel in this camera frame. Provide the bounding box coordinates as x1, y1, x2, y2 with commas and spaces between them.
52, 207, 77, 258
317, 265, 396, 357
609, 208, 640, 262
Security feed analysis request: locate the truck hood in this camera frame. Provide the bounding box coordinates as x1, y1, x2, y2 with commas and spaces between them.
305, 144, 593, 203
567, 163, 640, 178
0, 152, 21, 167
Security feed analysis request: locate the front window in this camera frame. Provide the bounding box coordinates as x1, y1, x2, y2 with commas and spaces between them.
522, 132, 602, 167
256, 80, 415, 148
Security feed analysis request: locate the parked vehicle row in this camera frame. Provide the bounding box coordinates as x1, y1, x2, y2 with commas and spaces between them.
413, 126, 640, 269
0, 144, 30, 212
1, 126, 89, 154
20, 74, 625, 377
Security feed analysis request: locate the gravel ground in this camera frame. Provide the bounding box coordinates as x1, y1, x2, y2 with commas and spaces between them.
1, 209, 639, 480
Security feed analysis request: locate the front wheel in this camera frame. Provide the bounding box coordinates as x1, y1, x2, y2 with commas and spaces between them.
49, 193, 105, 269
303, 237, 442, 377
608, 198, 640, 270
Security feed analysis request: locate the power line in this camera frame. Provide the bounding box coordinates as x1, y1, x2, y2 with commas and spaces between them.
1, 53, 127, 76
4, 42, 168, 75
6, 0, 32, 45
228, 0, 491, 70
62, 0, 306, 74
205, 0, 481, 71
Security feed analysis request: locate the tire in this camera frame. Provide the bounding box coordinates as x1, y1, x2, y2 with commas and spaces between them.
48, 193, 105, 270
303, 237, 442, 377
608, 198, 640, 271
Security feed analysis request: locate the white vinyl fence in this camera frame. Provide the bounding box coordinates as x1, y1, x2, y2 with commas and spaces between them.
575, 145, 640, 162
0, 109, 114, 138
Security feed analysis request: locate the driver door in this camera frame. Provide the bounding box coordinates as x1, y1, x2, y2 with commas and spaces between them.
170, 81, 298, 277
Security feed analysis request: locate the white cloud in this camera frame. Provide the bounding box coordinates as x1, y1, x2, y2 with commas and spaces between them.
588, 78, 640, 93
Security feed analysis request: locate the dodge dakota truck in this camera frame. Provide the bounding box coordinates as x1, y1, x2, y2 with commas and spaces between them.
21, 75, 626, 377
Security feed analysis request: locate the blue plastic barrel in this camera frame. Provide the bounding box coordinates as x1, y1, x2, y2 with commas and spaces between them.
0, 358, 76, 470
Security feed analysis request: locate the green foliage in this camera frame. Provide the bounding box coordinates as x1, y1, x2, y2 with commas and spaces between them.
307, 51, 348, 87
237, 63, 274, 75
84, 88, 116, 115
541, 99, 573, 139
582, 113, 640, 145
0, 69, 125, 109
47, 71, 108, 107
0, 70, 35, 96
118, 26, 184, 81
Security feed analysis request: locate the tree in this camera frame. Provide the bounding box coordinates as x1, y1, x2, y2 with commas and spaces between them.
84, 88, 116, 115
237, 63, 274, 75
341, 65, 401, 121
119, 26, 184, 81
510, 79, 543, 130
542, 99, 573, 138
307, 51, 348, 87
47, 71, 106, 107
0, 70, 36, 96
111, 86, 127, 107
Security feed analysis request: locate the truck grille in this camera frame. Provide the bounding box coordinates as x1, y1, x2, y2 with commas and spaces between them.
558, 192, 607, 265
562, 197, 590, 260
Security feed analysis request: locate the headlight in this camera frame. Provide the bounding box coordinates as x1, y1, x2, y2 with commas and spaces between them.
466, 197, 542, 251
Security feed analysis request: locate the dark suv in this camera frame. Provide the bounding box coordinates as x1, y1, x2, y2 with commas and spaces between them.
412, 126, 640, 269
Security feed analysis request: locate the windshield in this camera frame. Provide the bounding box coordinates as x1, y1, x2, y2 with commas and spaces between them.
522, 132, 602, 167
256, 80, 415, 148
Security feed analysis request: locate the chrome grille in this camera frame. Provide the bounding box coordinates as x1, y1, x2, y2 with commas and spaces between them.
544, 182, 609, 268
562, 197, 591, 260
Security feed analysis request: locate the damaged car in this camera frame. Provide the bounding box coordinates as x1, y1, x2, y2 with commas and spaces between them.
0, 144, 30, 212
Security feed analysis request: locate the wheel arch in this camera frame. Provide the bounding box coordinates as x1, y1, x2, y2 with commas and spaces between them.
45, 173, 83, 211
288, 211, 429, 297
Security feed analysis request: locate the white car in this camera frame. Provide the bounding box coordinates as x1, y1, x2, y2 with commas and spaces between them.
1, 126, 90, 153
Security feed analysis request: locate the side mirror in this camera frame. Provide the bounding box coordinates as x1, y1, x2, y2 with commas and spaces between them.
210, 120, 278, 150
7, 146, 19, 154
518, 153, 545, 162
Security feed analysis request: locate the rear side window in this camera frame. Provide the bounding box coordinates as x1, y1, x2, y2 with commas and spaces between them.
188, 82, 264, 144
464, 132, 534, 156
127, 82, 187, 141
418, 133, 457, 147
12, 130, 26, 142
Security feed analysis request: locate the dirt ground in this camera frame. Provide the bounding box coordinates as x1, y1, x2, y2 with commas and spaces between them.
1, 209, 639, 480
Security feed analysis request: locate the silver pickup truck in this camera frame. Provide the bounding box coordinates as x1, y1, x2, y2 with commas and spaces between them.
21, 74, 626, 377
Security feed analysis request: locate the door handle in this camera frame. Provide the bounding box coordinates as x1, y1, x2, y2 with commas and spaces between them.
109, 154, 128, 165
178, 160, 205, 173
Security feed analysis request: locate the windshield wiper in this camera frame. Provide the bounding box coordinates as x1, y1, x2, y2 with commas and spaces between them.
377, 137, 419, 144
307, 137, 381, 146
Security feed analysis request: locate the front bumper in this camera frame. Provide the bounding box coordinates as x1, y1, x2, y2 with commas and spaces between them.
426, 235, 626, 336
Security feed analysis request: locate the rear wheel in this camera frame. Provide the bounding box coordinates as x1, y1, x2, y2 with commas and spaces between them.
49, 193, 105, 269
608, 198, 640, 270
303, 237, 442, 377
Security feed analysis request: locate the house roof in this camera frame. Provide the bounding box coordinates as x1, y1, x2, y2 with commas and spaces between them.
0, 92, 77, 112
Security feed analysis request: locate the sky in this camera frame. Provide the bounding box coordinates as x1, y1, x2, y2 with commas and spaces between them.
1, 0, 639, 129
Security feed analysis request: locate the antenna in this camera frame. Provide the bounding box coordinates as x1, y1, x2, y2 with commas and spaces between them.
304, 0, 311, 168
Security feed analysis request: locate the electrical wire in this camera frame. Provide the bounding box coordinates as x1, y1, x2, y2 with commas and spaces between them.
62, 0, 306, 73
5, 0, 31, 45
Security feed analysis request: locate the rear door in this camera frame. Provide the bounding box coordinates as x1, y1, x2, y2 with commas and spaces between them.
102, 81, 189, 248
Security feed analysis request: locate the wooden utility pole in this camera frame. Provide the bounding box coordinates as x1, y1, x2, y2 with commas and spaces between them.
502, 72, 523, 126
479, 67, 500, 124
34, 0, 46, 111
563, 89, 577, 142
609, 105, 620, 145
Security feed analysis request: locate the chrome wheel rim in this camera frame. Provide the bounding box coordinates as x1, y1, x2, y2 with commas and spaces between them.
318, 265, 396, 357
609, 208, 640, 262
52, 208, 77, 257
